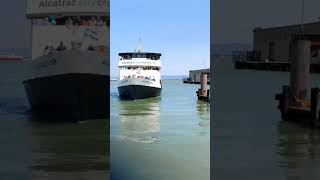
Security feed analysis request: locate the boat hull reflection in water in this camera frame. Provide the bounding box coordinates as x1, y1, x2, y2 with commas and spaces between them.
118, 97, 160, 143
30, 118, 109, 179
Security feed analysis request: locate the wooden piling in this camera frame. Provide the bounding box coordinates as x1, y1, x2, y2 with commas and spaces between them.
197, 73, 210, 102
275, 39, 320, 127
290, 40, 311, 106
200, 73, 208, 94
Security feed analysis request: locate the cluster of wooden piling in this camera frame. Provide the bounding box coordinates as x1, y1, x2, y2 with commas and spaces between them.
275, 39, 320, 127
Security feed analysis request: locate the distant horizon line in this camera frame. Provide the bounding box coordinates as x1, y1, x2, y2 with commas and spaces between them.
212, 43, 253, 45
111, 75, 189, 78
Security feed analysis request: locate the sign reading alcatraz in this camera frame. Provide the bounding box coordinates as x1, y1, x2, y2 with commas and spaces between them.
119, 60, 161, 67
26, 0, 108, 16
38, 0, 106, 8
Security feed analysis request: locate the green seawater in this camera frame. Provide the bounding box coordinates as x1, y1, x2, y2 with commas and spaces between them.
110, 80, 210, 180
0, 62, 109, 179
213, 59, 320, 180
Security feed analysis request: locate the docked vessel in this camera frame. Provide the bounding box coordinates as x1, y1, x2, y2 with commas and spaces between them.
23, 0, 109, 121
117, 42, 162, 100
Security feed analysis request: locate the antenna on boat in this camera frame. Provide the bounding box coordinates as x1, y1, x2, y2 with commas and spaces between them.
301, 0, 305, 37
135, 38, 144, 52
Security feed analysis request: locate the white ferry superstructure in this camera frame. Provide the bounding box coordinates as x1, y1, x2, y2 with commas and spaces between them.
117, 45, 162, 100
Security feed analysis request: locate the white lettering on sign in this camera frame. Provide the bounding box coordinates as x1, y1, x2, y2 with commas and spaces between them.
119, 60, 161, 67
37, 0, 107, 8
27, 0, 108, 15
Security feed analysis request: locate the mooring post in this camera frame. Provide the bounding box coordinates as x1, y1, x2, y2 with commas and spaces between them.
200, 73, 208, 95
290, 39, 311, 106
197, 73, 209, 102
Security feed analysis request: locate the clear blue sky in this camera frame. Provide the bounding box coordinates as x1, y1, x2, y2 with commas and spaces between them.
110, 0, 210, 76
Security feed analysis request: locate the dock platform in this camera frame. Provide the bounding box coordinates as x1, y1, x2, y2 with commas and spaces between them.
183, 80, 210, 84
234, 60, 320, 73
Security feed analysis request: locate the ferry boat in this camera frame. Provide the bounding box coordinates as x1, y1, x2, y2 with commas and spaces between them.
23, 0, 109, 121
117, 41, 162, 100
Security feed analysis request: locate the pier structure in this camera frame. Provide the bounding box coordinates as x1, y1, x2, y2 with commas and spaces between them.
196, 72, 210, 102
234, 21, 320, 73
275, 38, 320, 127
183, 68, 210, 84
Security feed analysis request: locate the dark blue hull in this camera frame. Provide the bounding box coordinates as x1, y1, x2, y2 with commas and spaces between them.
118, 85, 161, 100
23, 73, 109, 122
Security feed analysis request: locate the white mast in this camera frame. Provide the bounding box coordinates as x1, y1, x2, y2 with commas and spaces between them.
301, 0, 305, 36
135, 38, 144, 52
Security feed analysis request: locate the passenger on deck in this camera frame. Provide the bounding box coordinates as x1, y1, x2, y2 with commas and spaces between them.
48, 16, 56, 25
42, 17, 50, 25
56, 41, 67, 51
88, 18, 95, 26
43, 46, 49, 55
65, 17, 73, 27
72, 17, 81, 26
48, 46, 55, 55
88, 45, 95, 51
80, 19, 89, 26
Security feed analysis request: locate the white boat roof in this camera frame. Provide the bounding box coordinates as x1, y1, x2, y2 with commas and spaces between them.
26, 0, 109, 18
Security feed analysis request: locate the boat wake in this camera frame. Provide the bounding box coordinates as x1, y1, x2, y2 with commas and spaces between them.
112, 135, 158, 144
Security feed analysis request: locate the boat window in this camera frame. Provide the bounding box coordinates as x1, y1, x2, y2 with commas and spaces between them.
33, 16, 108, 26
122, 55, 131, 59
